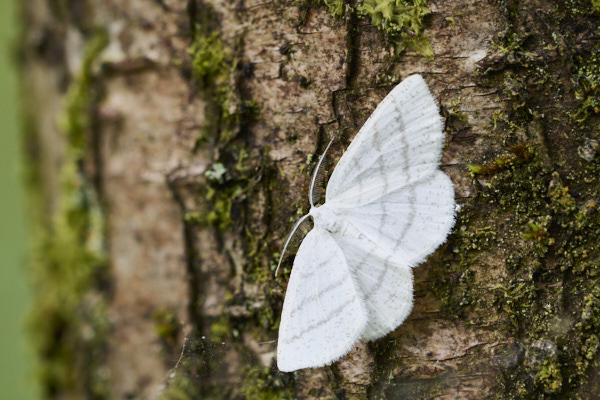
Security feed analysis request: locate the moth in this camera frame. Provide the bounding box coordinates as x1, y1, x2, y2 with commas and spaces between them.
276, 74, 455, 372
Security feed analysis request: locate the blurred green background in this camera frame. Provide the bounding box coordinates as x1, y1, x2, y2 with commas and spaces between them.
0, 0, 37, 398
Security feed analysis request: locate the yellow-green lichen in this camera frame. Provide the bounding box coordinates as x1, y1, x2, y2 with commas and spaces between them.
322, 0, 346, 18
357, 0, 433, 57
314, 0, 433, 58
27, 30, 110, 398
535, 358, 563, 394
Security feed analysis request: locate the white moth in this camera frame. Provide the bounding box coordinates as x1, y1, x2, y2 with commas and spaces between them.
276, 74, 455, 372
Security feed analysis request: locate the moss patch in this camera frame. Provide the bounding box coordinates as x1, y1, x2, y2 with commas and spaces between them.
181, 11, 292, 397
153, 308, 181, 348
429, 1, 600, 397
468, 144, 534, 175
189, 27, 258, 146
27, 30, 110, 398
241, 366, 294, 400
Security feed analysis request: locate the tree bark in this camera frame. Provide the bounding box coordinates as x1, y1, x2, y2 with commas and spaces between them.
22, 0, 600, 399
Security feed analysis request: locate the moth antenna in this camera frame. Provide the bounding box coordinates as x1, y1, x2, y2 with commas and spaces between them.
285, 216, 313, 251
275, 213, 313, 276
309, 137, 335, 208
276, 137, 335, 276
310, 157, 330, 206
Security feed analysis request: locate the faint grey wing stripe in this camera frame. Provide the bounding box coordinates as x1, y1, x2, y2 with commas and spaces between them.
393, 98, 411, 184
363, 256, 393, 299
339, 190, 417, 259
294, 249, 337, 280
394, 186, 416, 251
288, 273, 351, 319
280, 296, 360, 344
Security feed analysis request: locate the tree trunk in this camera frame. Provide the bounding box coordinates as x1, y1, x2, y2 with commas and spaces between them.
22, 0, 600, 398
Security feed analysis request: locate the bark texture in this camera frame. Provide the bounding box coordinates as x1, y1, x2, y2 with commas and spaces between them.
22, 0, 600, 399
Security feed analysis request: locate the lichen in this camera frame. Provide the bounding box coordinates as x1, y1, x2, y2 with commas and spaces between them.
572, 49, 600, 125
314, 0, 433, 58
468, 148, 600, 397
357, 0, 433, 57
27, 30, 110, 398
322, 0, 346, 18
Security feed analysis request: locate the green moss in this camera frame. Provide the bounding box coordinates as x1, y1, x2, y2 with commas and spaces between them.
159, 374, 202, 400
183, 161, 245, 232
446, 154, 600, 397
185, 24, 266, 288
468, 144, 534, 175
241, 366, 294, 400
189, 28, 259, 145
60, 31, 108, 150
547, 172, 577, 214
520, 218, 555, 247
210, 316, 231, 342
153, 309, 180, 348
432, 34, 600, 392
189, 31, 228, 85
27, 30, 110, 398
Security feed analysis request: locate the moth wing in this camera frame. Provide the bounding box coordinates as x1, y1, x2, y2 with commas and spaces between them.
326, 212, 418, 341
336, 170, 455, 267
339, 242, 414, 341
358, 261, 414, 341
277, 227, 367, 372
326, 74, 444, 207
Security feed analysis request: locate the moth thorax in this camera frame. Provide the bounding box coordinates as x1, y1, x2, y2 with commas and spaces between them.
309, 205, 345, 235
